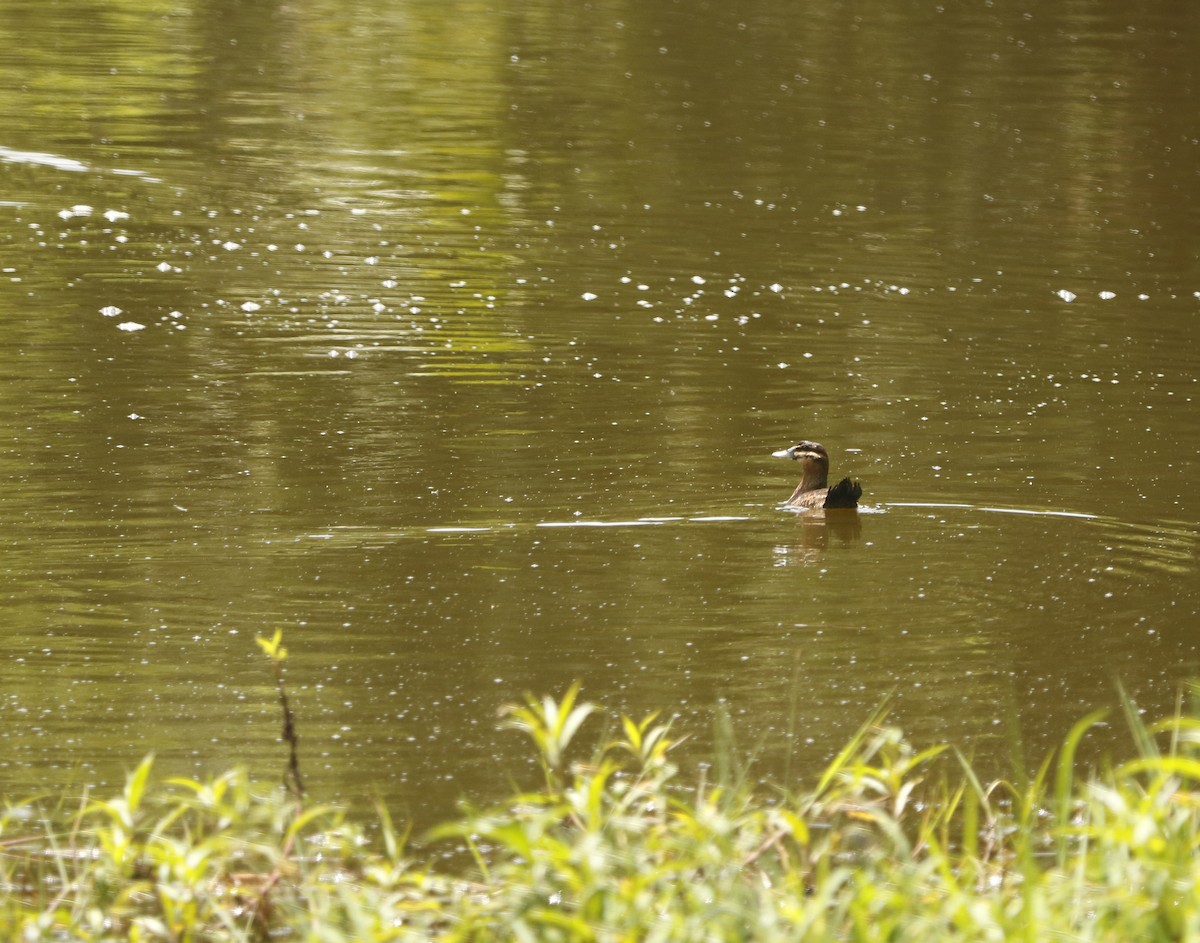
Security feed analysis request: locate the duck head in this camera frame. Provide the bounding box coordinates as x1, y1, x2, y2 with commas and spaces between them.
772, 440, 830, 489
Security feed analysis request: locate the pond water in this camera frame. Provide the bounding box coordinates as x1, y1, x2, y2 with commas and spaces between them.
1, 0, 1198, 825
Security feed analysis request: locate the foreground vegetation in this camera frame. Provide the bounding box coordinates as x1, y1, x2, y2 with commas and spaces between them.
4, 686, 1200, 941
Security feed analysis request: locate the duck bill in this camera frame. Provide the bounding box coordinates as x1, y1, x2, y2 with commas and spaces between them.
771, 447, 795, 459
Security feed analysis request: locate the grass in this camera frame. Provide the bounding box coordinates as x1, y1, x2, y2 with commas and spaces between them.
3, 686, 1200, 941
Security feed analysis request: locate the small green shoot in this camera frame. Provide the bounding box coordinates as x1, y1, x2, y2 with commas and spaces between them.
256, 628, 304, 799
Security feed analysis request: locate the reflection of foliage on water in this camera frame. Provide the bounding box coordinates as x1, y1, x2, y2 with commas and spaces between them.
1, 0, 1198, 831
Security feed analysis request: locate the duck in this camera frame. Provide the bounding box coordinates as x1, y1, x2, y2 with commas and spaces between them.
772, 440, 862, 509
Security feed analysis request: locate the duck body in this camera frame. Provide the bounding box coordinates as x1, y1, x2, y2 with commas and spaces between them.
772, 440, 862, 510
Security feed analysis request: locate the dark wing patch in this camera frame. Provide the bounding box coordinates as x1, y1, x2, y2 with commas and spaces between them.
822, 478, 862, 509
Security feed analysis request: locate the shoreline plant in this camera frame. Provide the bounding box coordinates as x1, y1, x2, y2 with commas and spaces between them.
1, 685, 1200, 940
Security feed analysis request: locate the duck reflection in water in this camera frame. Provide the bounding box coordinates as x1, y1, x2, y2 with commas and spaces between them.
772, 440, 862, 510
